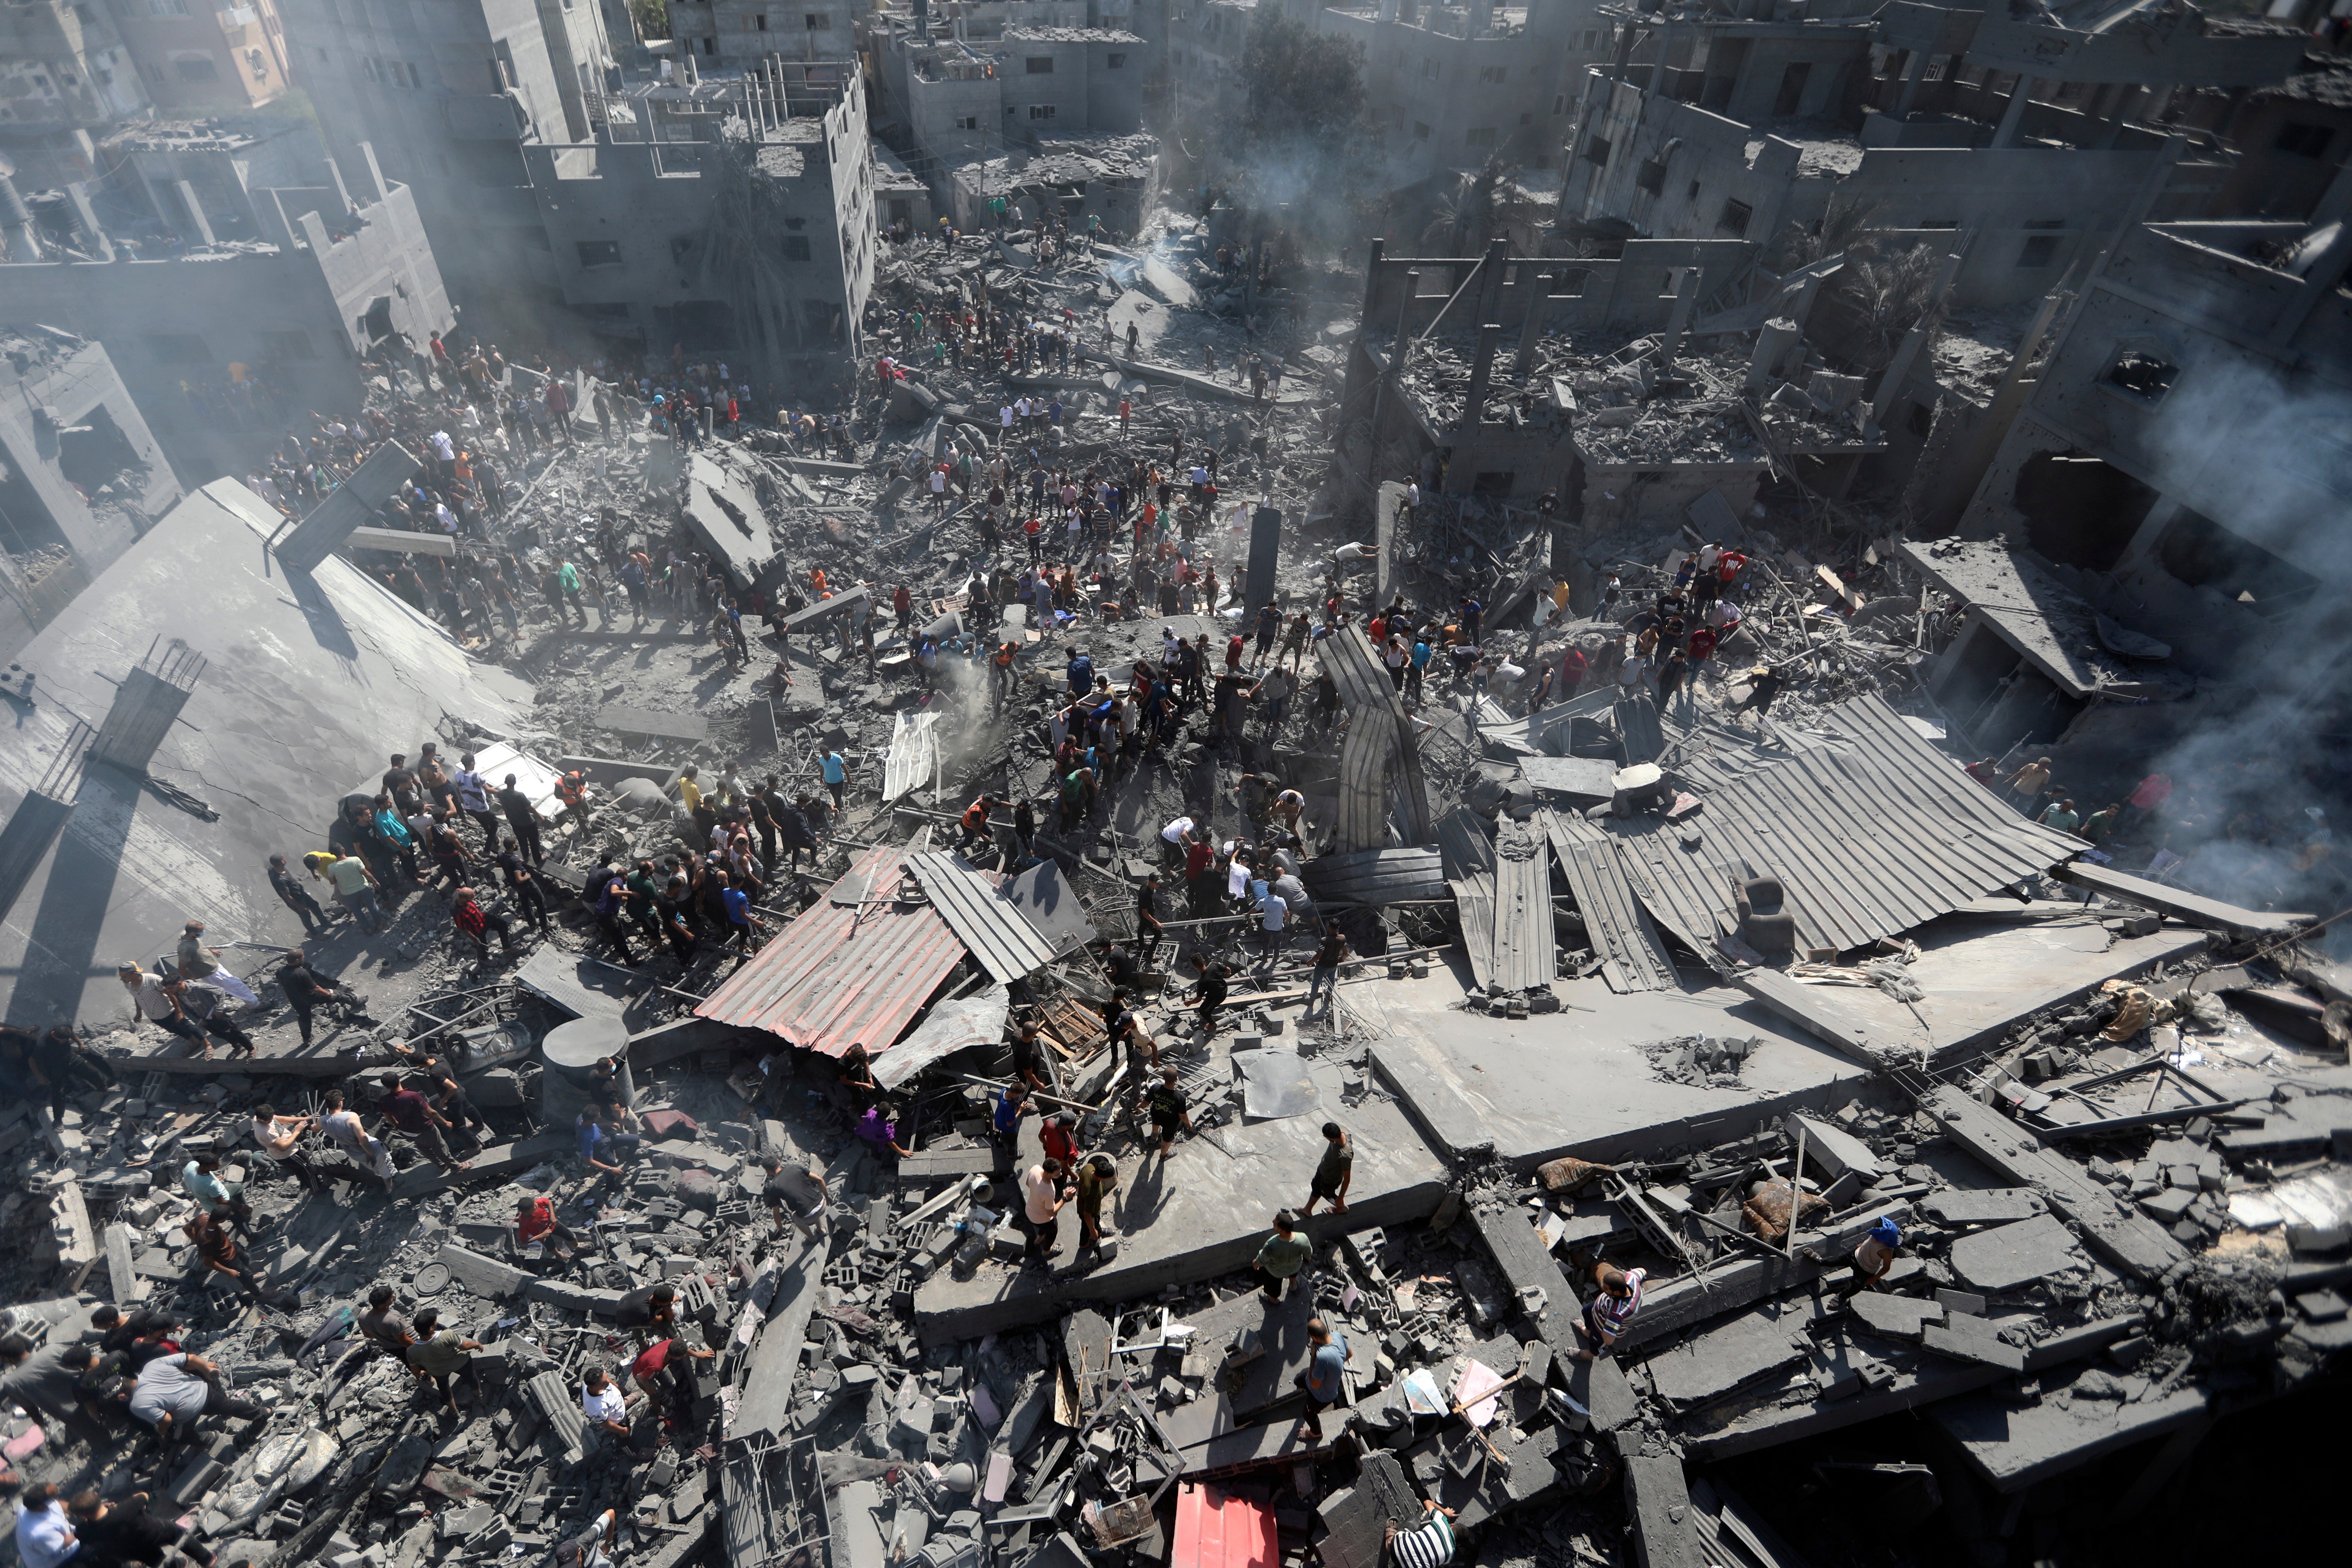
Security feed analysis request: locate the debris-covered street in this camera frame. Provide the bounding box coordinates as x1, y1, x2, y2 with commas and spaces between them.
6, 39, 2352, 1568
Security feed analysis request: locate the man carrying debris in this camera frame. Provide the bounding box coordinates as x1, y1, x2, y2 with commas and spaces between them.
1251, 1210, 1312, 1304
1389, 1500, 1460, 1568
404, 1309, 485, 1418
761, 1155, 830, 1252
450, 885, 518, 961
379, 1072, 466, 1178
1073, 1153, 1118, 1263
1188, 951, 1232, 1039
1849, 1216, 1901, 1292
631, 1336, 714, 1429
582, 1367, 633, 1445
517, 1194, 590, 1261
126, 1349, 257, 1435
1144, 1068, 1192, 1158
250, 1104, 323, 1193
321, 1088, 395, 1191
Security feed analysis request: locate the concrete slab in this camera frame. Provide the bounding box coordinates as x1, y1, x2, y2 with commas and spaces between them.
1919, 1313, 2028, 1373
1845, 1292, 1945, 1341
1947, 1215, 2089, 1292
1928, 1366, 2210, 1492
1918, 1189, 2048, 1226
912, 1095, 1445, 1344
0, 479, 531, 1027
1622, 1455, 1706, 1568
1634, 1300, 1821, 1408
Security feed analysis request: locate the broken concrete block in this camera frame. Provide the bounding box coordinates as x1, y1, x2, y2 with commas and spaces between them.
1846, 1292, 1944, 1342
2138, 1188, 2196, 1224
1934, 1288, 1987, 1317
435, 1243, 530, 1300
1787, 1114, 1883, 1185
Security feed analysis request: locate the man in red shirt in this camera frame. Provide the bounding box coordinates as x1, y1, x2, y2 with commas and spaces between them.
378, 1071, 465, 1176
1560, 645, 1588, 697
630, 1337, 716, 1428
515, 1194, 589, 1260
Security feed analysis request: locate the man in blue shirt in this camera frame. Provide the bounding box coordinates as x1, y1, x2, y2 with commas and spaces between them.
991, 1083, 1030, 1159
1065, 649, 1093, 697
1296, 1316, 1350, 1441
819, 748, 848, 813
592, 866, 639, 965
715, 869, 759, 949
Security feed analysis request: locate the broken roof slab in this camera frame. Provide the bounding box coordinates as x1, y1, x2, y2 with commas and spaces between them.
1357, 915, 2205, 1166
0, 479, 532, 1026
912, 1086, 1446, 1344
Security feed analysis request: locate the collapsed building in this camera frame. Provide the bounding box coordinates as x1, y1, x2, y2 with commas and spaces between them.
1560, 0, 2311, 308
0, 115, 455, 486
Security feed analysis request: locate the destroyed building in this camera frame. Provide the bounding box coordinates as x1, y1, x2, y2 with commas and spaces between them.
867, 2, 1157, 234
107, 0, 294, 115
1560, 0, 2310, 307
2, 23, 2351, 1568
0, 125, 454, 484
1333, 234, 1889, 523
0, 325, 182, 654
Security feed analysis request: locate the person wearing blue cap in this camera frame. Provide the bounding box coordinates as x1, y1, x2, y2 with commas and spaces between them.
1851, 1217, 1902, 1292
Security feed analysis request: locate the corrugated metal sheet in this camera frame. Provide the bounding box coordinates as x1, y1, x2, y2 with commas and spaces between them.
884, 710, 943, 801
1590, 695, 2088, 957
1323, 626, 1432, 846
1488, 819, 1556, 991
1172, 1484, 1278, 1568
1540, 809, 1677, 993
695, 845, 966, 1056
1300, 847, 1445, 905
906, 850, 1059, 981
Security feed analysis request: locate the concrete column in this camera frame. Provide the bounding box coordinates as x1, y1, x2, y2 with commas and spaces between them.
1892, 49, 1932, 120
1648, 25, 1676, 95
2112, 497, 2180, 574
60, 182, 111, 261
264, 188, 306, 252
173, 180, 216, 247
1990, 74, 2036, 148
1465, 321, 1504, 425
356, 142, 393, 205
1745, 315, 1801, 393
1513, 269, 1553, 382
1656, 264, 1699, 371
2094, 85, 2141, 149
321, 156, 355, 217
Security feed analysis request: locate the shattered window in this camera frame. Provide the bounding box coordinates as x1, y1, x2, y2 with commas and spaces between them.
576, 239, 622, 268
2016, 234, 2059, 269
1583, 135, 1610, 165
1718, 198, 1751, 236
1635, 158, 1667, 195
2103, 345, 2178, 404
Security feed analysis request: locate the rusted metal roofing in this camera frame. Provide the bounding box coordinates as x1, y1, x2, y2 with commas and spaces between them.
695, 845, 966, 1057
1172, 1484, 1278, 1568
906, 850, 1060, 982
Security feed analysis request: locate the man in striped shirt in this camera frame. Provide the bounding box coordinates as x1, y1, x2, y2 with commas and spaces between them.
1386, 1499, 1458, 1568
1569, 1261, 1646, 1362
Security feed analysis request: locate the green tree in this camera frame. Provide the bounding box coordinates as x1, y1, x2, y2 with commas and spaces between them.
629, 0, 670, 40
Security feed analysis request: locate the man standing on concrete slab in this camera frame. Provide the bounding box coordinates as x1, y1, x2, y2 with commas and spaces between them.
1188, 952, 1231, 1039
321, 1089, 394, 1192
496, 775, 545, 866
1295, 1316, 1350, 1441
1303, 1123, 1352, 1217
1252, 1210, 1312, 1304
173, 922, 258, 1006
1306, 926, 1348, 1022
279, 949, 363, 1047
1022, 1157, 1072, 1265
267, 853, 328, 935
1073, 1153, 1117, 1264
1144, 1068, 1192, 1158
1568, 1260, 1647, 1362
1848, 1217, 1901, 1292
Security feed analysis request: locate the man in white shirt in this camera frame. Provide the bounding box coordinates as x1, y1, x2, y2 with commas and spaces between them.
583, 1366, 631, 1441
13, 1484, 76, 1568
251, 1103, 322, 1192
321, 1088, 395, 1189
1160, 815, 1194, 868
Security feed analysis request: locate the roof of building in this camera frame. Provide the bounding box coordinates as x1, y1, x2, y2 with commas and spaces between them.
2256, 52, 2352, 110
1896, 536, 2192, 702
1001, 25, 1145, 41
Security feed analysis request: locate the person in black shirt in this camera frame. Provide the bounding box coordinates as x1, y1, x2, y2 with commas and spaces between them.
494, 848, 551, 932
1307, 927, 1349, 1020
1131, 872, 1165, 965
613, 1283, 677, 1347
90, 1305, 182, 1369
1008, 1017, 1049, 1092
69, 1491, 217, 1568
382, 754, 420, 816
1097, 938, 1139, 991
267, 852, 328, 934
495, 775, 544, 866
278, 949, 362, 1047
1189, 953, 1231, 1039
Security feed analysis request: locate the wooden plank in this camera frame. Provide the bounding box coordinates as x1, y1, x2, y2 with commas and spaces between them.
2052, 862, 2310, 935
1917, 1086, 2186, 1281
